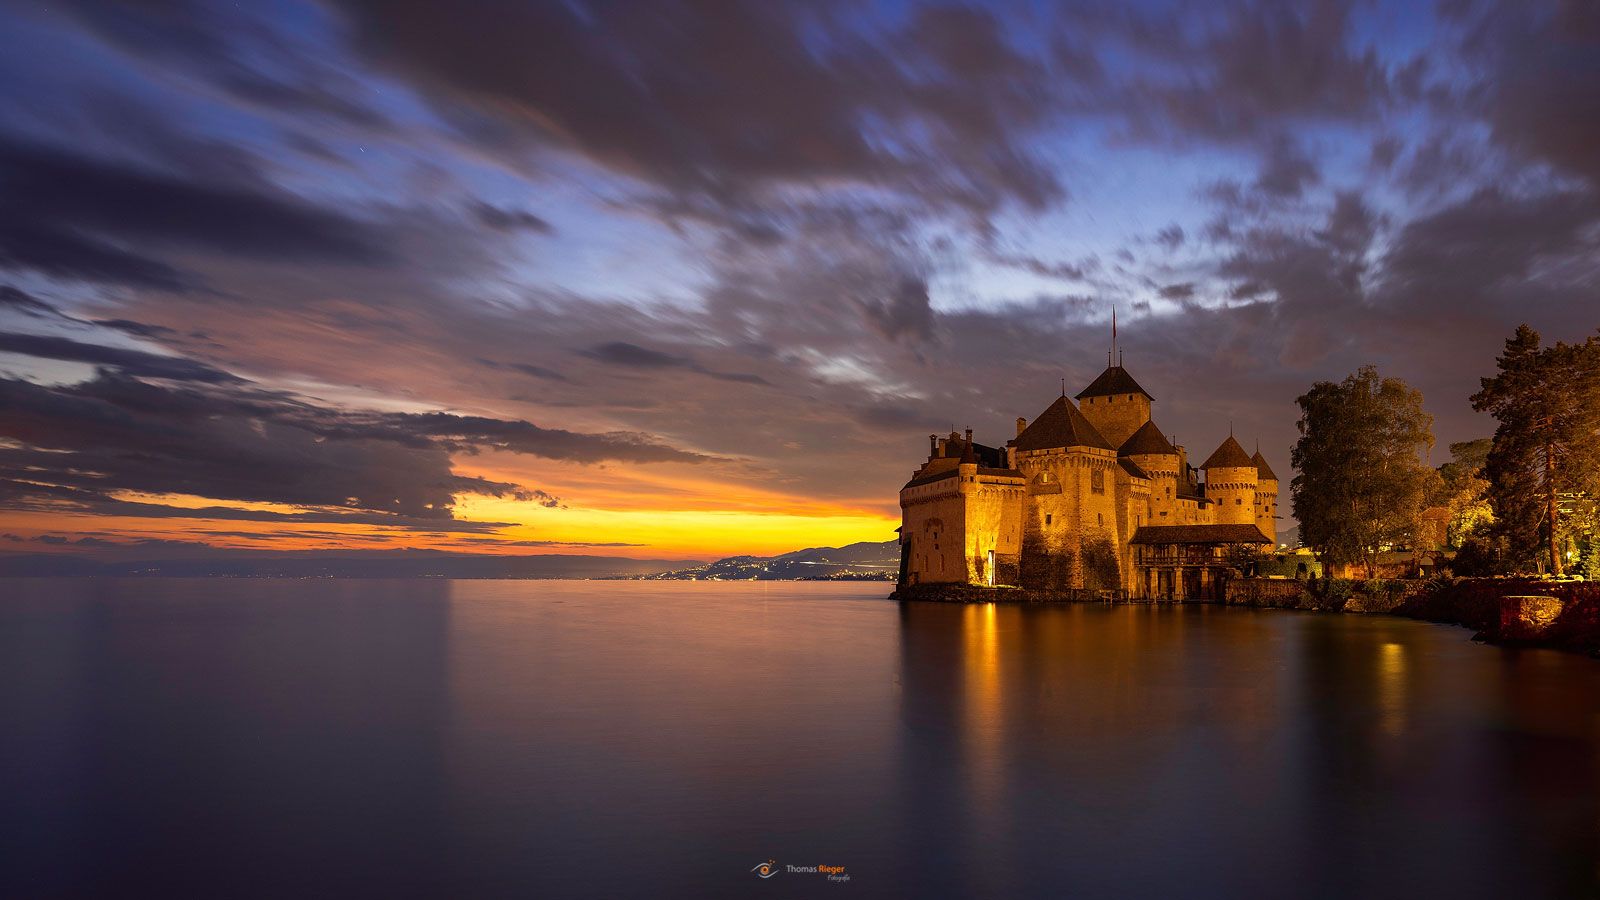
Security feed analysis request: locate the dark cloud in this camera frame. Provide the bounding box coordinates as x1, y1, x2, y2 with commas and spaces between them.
0, 285, 58, 317
477, 357, 571, 383
0, 135, 390, 272
330, 0, 1066, 220
45, 0, 392, 130
1254, 135, 1321, 198
579, 342, 771, 386
988, 252, 1096, 281
1379, 187, 1600, 305
0, 332, 243, 383
0, 221, 192, 291
1127, 0, 1399, 141
1469, 2, 1600, 185
472, 203, 553, 234
1369, 135, 1403, 170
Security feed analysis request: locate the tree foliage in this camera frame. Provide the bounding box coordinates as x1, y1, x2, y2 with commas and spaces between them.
1291, 366, 1436, 577
1435, 438, 1493, 547
1470, 325, 1600, 575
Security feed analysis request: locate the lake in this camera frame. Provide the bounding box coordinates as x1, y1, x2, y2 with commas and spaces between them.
2, 579, 1598, 898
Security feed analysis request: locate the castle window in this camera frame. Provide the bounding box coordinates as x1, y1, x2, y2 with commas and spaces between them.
1045, 514, 1052, 525
1236, 498, 1243, 505
1091, 468, 1105, 494
1097, 513, 1103, 526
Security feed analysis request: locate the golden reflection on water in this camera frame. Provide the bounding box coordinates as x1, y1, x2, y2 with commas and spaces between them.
962, 603, 1003, 826
1377, 641, 1407, 737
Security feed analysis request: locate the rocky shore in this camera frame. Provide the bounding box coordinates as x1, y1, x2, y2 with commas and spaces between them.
891, 578, 1600, 657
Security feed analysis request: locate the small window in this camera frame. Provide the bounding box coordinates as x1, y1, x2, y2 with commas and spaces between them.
1045, 514, 1053, 525
1097, 513, 1103, 526
1236, 498, 1243, 505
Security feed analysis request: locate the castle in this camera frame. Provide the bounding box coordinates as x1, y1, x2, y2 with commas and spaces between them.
897, 353, 1278, 600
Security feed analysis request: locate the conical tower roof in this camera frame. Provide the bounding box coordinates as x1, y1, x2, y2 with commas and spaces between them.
1200, 434, 1255, 469
1251, 449, 1278, 481
1014, 396, 1113, 451
1075, 365, 1153, 401
1118, 419, 1177, 457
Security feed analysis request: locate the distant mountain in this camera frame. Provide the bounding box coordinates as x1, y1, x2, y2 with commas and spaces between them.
0, 550, 696, 579
637, 540, 900, 581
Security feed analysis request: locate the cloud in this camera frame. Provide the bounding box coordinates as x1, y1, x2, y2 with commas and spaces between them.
0, 332, 243, 383
579, 341, 771, 386
1468, 2, 1600, 186
0, 135, 389, 261
329, 0, 1067, 221
0, 328, 711, 527
1254, 135, 1321, 198
472, 203, 553, 234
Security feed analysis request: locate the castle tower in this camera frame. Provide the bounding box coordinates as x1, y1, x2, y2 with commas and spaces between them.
1118, 419, 1180, 522
1076, 365, 1153, 448
1199, 434, 1258, 526
1012, 395, 1120, 591
1251, 446, 1279, 544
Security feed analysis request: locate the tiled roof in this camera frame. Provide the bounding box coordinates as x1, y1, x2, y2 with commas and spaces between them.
1129, 524, 1272, 545
1251, 449, 1278, 481
1013, 396, 1113, 451
1075, 366, 1153, 400
1118, 419, 1177, 457
902, 466, 1023, 490
1200, 434, 1254, 469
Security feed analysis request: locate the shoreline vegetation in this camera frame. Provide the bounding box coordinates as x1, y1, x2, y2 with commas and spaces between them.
892, 578, 1600, 657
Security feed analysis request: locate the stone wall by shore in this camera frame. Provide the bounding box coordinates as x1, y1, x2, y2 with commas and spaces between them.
890, 583, 1117, 604
1224, 577, 1600, 657
891, 577, 1600, 657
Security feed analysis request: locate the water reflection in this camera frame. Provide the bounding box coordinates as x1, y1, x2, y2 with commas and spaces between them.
2, 582, 1598, 898
897, 602, 1600, 898
0, 578, 456, 898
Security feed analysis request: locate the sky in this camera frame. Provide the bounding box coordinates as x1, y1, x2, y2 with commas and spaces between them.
0, 0, 1598, 563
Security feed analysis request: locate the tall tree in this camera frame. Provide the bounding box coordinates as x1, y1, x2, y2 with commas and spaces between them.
1291, 366, 1436, 578
1470, 326, 1600, 576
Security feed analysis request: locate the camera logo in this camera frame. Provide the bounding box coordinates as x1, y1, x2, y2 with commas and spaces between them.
751, 860, 779, 879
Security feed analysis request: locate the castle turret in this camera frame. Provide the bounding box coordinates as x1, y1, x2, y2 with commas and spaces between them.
1200, 435, 1258, 527
1251, 446, 1279, 544
1119, 419, 1180, 522
1076, 365, 1153, 448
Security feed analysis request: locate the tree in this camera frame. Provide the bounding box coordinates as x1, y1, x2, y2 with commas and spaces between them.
1291, 366, 1436, 578
1435, 438, 1493, 547
1470, 325, 1600, 576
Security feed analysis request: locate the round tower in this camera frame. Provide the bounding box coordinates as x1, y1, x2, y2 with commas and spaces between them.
1251, 447, 1279, 543
1118, 419, 1180, 521
1199, 435, 1258, 526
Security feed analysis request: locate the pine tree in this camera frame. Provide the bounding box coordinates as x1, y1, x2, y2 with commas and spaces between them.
1470, 326, 1600, 576
1291, 366, 1436, 578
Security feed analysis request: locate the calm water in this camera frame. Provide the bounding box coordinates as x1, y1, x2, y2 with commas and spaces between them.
3, 579, 1599, 898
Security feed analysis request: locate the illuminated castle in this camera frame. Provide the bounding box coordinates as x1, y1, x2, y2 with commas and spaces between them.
897, 351, 1277, 599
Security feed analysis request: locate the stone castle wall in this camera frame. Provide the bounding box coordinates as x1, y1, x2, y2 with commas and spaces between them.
1079, 392, 1150, 448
